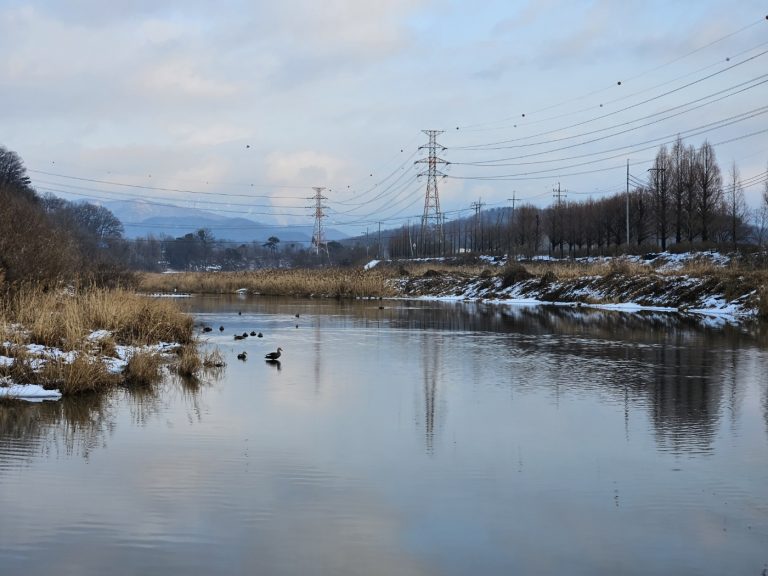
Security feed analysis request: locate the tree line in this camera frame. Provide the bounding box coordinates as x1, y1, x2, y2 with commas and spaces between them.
389, 137, 768, 259
4, 138, 768, 289
0, 145, 367, 287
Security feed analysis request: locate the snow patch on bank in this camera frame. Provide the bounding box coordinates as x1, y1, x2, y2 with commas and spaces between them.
1, 329, 184, 401
0, 378, 62, 402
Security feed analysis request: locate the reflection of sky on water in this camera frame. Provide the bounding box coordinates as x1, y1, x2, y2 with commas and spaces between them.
1, 297, 768, 575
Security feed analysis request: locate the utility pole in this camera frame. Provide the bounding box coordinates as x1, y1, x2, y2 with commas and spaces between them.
626, 159, 630, 248
415, 130, 448, 256
471, 198, 485, 252
552, 182, 567, 259
407, 219, 414, 258
648, 166, 667, 250
552, 181, 566, 204
507, 192, 517, 257
310, 186, 327, 256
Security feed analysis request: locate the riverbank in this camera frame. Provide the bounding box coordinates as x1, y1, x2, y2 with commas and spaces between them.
390, 252, 768, 321
139, 252, 767, 321
0, 287, 211, 399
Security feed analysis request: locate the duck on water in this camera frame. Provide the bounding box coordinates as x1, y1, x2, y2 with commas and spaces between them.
265, 347, 282, 361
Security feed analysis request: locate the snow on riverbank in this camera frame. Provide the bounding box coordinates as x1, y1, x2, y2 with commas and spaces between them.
386, 251, 764, 323
0, 330, 183, 402
0, 378, 62, 401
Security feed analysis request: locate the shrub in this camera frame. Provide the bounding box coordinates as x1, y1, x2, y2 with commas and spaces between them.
123, 350, 163, 387
500, 263, 532, 288
174, 344, 201, 378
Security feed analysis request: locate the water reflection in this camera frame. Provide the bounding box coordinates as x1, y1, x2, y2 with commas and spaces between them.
0, 371, 219, 464
2, 297, 767, 576
0, 392, 114, 461
265, 359, 281, 371
419, 332, 442, 454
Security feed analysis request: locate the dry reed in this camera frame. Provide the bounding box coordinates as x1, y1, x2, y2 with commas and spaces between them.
174, 344, 202, 378
7, 287, 193, 349
0, 286, 200, 395
139, 268, 399, 298
123, 350, 163, 387
39, 354, 120, 395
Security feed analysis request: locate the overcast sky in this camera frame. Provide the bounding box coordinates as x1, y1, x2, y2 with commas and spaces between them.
1, 0, 767, 235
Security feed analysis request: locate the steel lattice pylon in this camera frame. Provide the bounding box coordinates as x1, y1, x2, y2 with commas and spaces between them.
415, 130, 447, 256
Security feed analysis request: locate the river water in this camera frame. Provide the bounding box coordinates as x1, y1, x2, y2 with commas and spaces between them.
1, 296, 767, 575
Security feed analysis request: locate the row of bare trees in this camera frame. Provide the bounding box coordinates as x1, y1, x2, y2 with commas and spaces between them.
389, 138, 767, 259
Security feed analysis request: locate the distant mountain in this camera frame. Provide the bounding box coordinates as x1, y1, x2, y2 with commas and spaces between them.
100, 199, 228, 223
100, 199, 347, 244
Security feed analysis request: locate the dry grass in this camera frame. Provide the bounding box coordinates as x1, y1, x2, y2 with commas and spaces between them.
39, 354, 120, 395
0, 286, 201, 395
139, 268, 399, 298
174, 344, 202, 378
123, 350, 163, 387
202, 348, 225, 368
5, 287, 193, 349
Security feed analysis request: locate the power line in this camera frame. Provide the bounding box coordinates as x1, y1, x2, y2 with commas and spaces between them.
28, 169, 311, 199
453, 45, 768, 149
454, 16, 767, 132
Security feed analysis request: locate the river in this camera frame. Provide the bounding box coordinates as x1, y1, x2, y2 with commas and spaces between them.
1, 296, 767, 575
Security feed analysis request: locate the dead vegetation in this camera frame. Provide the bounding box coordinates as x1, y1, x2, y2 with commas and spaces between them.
139, 268, 399, 298
391, 255, 767, 316
0, 286, 203, 395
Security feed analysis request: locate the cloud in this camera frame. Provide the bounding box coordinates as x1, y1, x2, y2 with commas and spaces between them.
139, 58, 240, 99
265, 150, 346, 186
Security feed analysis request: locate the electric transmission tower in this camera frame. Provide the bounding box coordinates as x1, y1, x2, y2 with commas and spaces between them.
415, 130, 448, 256
310, 186, 328, 256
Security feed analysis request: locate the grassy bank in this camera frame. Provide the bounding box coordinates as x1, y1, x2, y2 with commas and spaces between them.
139, 268, 399, 298
1, 286, 202, 395
138, 252, 768, 319
390, 254, 768, 319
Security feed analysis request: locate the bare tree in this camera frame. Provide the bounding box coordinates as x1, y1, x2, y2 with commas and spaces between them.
682, 144, 698, 243
725, 161, 747, 249
695, 141, 722, 243
651, 145, 671, 250
670, 136, 686, 244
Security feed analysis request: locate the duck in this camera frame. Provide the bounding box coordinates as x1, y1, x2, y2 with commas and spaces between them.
265, 347, 282, 361
250, 331, 257, 336
257, 332, 263, 338
237, 351, 247, 360
202, 326, 213, 333
234, 334, 245, 340
219, 326, 225, 332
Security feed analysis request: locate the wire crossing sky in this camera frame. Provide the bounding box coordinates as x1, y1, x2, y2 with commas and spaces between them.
1, 1, 767, 235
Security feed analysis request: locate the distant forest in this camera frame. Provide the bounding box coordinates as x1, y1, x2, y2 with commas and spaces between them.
2, 139, 768, 288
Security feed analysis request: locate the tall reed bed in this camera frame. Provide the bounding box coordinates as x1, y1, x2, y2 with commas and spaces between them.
139, 268, 399, 298
5, 287, 193, 349
0, 286, 198, 395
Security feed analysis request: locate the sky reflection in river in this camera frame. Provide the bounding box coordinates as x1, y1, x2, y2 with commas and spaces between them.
1, 297, 767, 576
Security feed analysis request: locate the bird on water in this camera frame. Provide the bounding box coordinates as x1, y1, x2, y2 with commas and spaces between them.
237, 351, 247, 360
265, 347, 282, 360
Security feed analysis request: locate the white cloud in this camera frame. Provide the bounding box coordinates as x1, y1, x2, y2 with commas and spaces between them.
265, 150, 347, 186
139, 58, 240, 99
